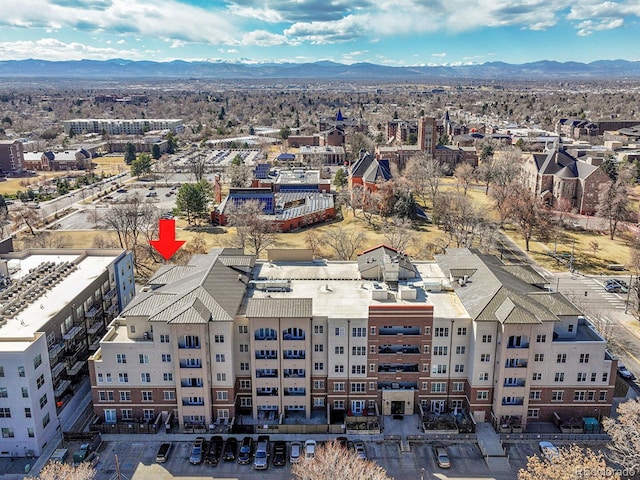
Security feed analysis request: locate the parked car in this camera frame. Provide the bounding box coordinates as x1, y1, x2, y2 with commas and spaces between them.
222, 437, 237, 461
205, 436, 223, 465
304, 439, 316, 459
539, 441, 560, 462
353, 440, 366, 460
116, 188, 127, 193
618, 363, 635, 380
237, 436, 254, 464
290, 442, 302, 464
155, 443, 171, 463
432, 443, 451, 469
272, 441, 286, 466
189, 437, 205, 465
253, 440, 269, 470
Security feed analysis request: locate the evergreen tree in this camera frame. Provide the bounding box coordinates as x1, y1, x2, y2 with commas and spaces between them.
124, 142, 136, 164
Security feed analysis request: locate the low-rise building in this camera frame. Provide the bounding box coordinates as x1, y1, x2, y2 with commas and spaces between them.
63, 119, 184, 136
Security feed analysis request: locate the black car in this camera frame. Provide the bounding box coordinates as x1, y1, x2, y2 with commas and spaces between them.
272, 441, 286, 466
205, 436, 223, 466
222, 437, 238, 461
237, 436, 254, 464
155, 443, 171, 463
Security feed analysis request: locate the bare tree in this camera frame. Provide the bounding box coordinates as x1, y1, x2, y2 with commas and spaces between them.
454, 162, 474, 196
510, 183, 545, 251
518, 444, 621, 480
405, 153, 444, 209
155, 153, 174, 184
434, 192, 496, 248
87, 208, 103, 229
381, 217, 414, 252
28, 461, 96, 480
226, 200, 278, 258
597, 164, 635, 240
603, 398, 640, 474
489, 150, 523, 226
322, 229, 367, 260
292, 441, 392, 480
19, 231, 71, 249
227, 162, 253, 188
305, 230, 323, 258
11, 205, 42, 236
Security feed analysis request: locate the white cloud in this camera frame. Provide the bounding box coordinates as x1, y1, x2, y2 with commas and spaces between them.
431, 52, 447, 57
0, 37, 144, 60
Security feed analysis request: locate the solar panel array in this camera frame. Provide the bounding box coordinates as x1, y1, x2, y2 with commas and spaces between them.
254, 163, 271, 179
229, 192, 275, 213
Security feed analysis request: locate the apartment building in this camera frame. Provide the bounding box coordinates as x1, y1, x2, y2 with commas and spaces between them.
89, 246, 615, 432
0, 248, 134, 457
63, 119, 184, 136
0, 139, 25, 174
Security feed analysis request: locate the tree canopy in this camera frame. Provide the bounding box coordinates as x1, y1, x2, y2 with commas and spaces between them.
175, 180, 212, 225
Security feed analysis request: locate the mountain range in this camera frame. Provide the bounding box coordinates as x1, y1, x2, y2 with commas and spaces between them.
1, 59, 640, 80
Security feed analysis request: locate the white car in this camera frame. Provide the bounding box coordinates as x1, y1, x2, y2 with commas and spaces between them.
289, 442, 302, 464
353, 440, 366, 460
304, 440, 316, 459
539, 441, 560, 462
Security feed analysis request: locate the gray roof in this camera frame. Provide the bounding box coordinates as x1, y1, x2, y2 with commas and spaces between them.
532, 147, 600, 181
246, 298, 313, 318
357, 244, 415, 280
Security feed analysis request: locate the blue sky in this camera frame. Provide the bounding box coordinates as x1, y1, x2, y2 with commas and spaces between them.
0, 0, 638, 65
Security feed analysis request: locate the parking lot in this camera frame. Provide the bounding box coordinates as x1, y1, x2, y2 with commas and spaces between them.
88, 438, 532, 480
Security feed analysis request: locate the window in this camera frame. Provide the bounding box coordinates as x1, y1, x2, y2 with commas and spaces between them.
352, 327, 366, 337
477, 391, 488, 400
215, 354, 225, 362
163, 391, 175, 401
591, 372, 597, 382
481, 335, 492, 343
480, 354, 491, 362
334, 364, 344, 373
160, 334, 170, 343
424, 345, 431, 354
22, 387, 28, 398
117, 373, 128, 383
527, 409, 540, 418
431, 382, 446, 393
37, 374, 45, 389
120, 391, 131, 401
529, 391, 541, 400
551, 391, 564, 402
0, 408, 10, 418
216, 391, 228, 401
457, 327, 467, 335
369, 382, 376, 390
42, 413, 50, 428
33, 354, 42, 369
163, 373, 173, 381
239, 344, 248, 352
39, 393, 48, 408
577, 372, 587, 382
335, 327, 345, 336
536, 334, 546, 343
97, 372, 104, 383
184, 335, 200, 348
453, 382, 464, 392
432, 364, 447, 374
351, 365, 366, 375
18, 366, 25, 377
423, 363, 430, 372
534, 353, 544, 362
351, 383, 366, 393
334, 400, 345, 409
433, 346, 448, 356
370, 345, 376, 354
587, 391, 595, 401
314, 380, 325, 389
352, 346, 366, 355
314, 362, 324, 371
25, 407, 31, 418
454, 364, 464, 373
557, 354, 567, 363
532, 373, 542, 381
334, 382, 345, 392
121, 409, 133, 420
602, 372, 608, 382
479, 373, 489, 381
214, 335, 225, 343
139, 354, 149, 364
116, 353, 127, 364
240, 362, 249, 371
314, 344, 324, 352
314, 325, 324, 334
27, 428, 34, 438
370, 363, 376, 372
335, 346, 344, 354
424, 326, 431, 336
574, 391, 586, 401
106, 373, 112, 383
98, 391, 107, 402
599, 391, 607, 401
0, 366, 3, 377
161, 354, 172, 362
579, 353, 590, 364
370, 326, 376, 335
422, 382, 429, 390
239, 325, 248, 334
216, 373, 227, 382
130, 325, 136, 333
568, 324, 574, 332
143, 409, 155, 420
456, 346, 466, 354
554, 372, 564, 382
434, 327, 449, 337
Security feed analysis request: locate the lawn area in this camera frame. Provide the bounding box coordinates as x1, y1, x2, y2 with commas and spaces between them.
93, 155, 127, 176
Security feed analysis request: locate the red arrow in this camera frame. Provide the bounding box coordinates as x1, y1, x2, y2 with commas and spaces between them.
150, 219, 185, 260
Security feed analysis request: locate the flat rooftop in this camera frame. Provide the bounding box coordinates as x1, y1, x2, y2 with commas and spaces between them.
0, 251, 120, 347
245, 261, 470, 321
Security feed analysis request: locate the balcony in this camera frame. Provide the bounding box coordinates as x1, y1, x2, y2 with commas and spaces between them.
51, 362, 66, 378
282, 328, 305, 341
87, 321, 104, 335
379, 326, 420, 336
106, 303, 119, 315
284, 388, 306, 396
256, 388, 279, 397
179, 360, 202, 369
378, 381, 417, 390
63, 326, 83, 341
506, 336, 529, 349
503, 378, 526, 387
182, 399, 205, 406
256, 369, 278, 378
255, 351, 278, 360
283, 351, 305, 360
379, 345, 420, 354
48, 341, 65, 360
181, 379, 204, 388
505, 359, 527, 368
54, 379, 72, 398
378, 363, 419, 373
501, 397, 524, 406
67, 360, 86, 376
178, 342, 201, 349
103, 288, 116, 301
254, 329, 277, 341
283, 369, 305, 378
86, 304, 103, 318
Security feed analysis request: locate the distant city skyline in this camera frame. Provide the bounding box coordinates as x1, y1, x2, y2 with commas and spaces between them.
0, 0, 638, 65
